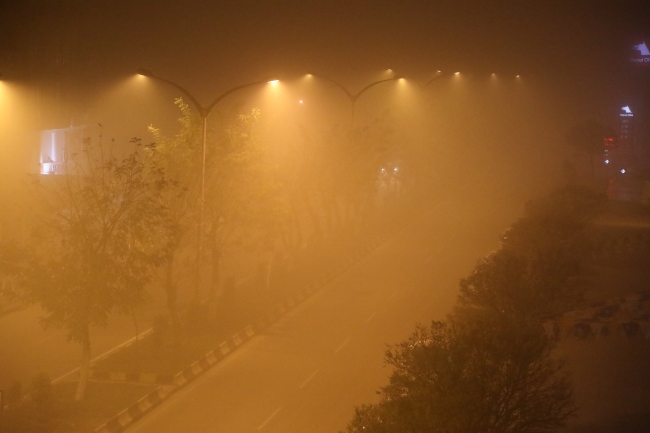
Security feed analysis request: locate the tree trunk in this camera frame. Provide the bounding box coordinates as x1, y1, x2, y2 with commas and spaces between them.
207, 240, 222, 323
75, 326, 91, 401
305, 198, 322, 246
164, 254, 180, 329
265, 250, 273, 290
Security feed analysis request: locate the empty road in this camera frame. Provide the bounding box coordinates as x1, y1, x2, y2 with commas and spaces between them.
128, 195, 519, 433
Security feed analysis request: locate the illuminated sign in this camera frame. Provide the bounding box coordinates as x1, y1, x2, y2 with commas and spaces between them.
620, 106, 633, 117
630, 42, 650, 63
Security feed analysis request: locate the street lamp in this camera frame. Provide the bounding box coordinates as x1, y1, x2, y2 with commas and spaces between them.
307, 73, 402, 127
414, 71, 447, 91
137, 68, 276, 304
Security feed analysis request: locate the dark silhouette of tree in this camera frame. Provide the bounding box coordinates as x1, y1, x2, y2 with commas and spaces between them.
343, 319, 575, 433
460, 186, 606, 319
459, 247, 585, 319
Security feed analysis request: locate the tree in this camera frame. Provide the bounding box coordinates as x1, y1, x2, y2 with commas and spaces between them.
460, 187, 606, 319
150, 101, 285, 309
149, 98, 202, 328
14, 136, 170, 401
343, 319, 575, 433
458, 247, 586, 319
501, 185, 606, 256
204, 107, 285, 300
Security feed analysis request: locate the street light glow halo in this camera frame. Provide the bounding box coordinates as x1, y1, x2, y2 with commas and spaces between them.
137, 68, 154, 77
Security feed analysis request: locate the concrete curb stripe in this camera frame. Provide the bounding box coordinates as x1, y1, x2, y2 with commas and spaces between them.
127, 404, 143, 421
206, 351, 218, 364
173, 372, 187, 387
116, 409, 133, 428
94, 235, 392, 433
137, 395, 152, 412
190, 362, 203, 376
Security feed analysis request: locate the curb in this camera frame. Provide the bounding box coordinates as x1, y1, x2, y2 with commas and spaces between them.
94, 233, 391, 433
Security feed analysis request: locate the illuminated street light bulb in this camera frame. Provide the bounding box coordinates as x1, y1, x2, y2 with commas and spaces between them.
605, 159, 610, 164
137, 68, 154, 77
394, 167, 398, 172
454, 72, 460, 75
621, 169, 626, 174
516, 75, 521, 78
436, 70, 441, 73
299, 100, 303, 104
268, 80, 279, 85
387, 69, 393, 72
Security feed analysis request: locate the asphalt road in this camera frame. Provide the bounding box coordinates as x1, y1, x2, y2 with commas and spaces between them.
128, 197, 518, 433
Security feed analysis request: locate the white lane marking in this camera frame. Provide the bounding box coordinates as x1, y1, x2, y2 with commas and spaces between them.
388, 290, 398, 300
335, 337, 352, 353
299, 369, 320, 389
237, 274, 253, 285
257, 406, 283, 430
365, 312, 378, 324
52, 328, 153, 384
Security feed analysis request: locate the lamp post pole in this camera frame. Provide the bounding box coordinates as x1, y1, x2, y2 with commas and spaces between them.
308, 74, 402, 128
137, 69, 274, 305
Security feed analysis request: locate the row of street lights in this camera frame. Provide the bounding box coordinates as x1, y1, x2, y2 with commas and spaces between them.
136, 69, 409, 300
136, 69, 279, 303
135, 68, 523, 300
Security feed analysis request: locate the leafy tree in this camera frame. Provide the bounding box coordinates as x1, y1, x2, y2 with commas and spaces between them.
150, 102, 285, 308
205, 107, 285, 299
343, 319, 575, 433
460, 187, 605, 319
501, 186, 606, 256
14, 137, 170, 400
148, 98, 202, 327
458, 248, 585, 319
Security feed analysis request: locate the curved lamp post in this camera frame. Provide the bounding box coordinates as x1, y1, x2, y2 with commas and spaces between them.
308, 73, 402, 127
137, 68, 277, 304
420, 71, 446, 90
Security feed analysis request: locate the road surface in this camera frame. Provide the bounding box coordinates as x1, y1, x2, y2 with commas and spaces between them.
127, 197, 517, 433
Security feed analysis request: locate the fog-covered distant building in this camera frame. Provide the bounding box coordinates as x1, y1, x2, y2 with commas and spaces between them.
38, 125, 89, 175
608, 41, 650, 202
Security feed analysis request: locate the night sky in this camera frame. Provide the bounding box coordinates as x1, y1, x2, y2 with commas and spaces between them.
1, 0, 649, 188
2, 1, 648, 93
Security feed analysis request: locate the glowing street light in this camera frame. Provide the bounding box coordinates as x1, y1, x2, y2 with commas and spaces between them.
307, 72, 402, 126
418, 70, 446, 90
137, 68, 277, 304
